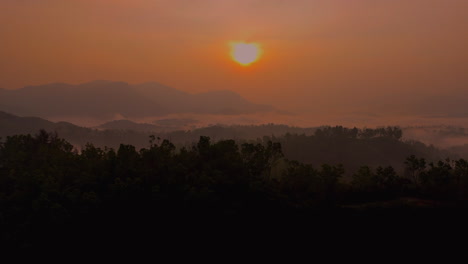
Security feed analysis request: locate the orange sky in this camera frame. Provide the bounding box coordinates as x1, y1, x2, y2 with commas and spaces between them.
1, 0, 467, 113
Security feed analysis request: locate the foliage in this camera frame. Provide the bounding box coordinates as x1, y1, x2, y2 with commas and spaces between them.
1, 130, 467, 248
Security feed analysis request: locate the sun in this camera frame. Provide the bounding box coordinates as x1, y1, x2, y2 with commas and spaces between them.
230, 42, 262, 66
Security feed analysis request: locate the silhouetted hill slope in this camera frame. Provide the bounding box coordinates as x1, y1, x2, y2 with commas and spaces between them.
0, 111, 76, 136
0, 111, 94, 143
0, 81, 275, 119
0, 111, 151, 148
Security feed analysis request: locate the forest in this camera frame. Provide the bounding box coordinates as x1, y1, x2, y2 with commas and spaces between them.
1, 127, 468, 248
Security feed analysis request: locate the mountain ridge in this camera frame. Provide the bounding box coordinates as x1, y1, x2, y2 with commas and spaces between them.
0, 81, 276, 119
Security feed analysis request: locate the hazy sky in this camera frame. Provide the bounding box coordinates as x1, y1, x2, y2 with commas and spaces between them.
1, 0, 467, 113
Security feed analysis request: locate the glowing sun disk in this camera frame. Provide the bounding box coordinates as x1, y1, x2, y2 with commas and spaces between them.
230, 42, 262, 66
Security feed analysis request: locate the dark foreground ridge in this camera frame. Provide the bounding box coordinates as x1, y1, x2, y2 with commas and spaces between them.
1, 130, 468, 249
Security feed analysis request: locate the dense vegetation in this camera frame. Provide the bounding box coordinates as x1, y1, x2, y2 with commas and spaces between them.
1, 128, 468, 248
266, 126, 443, 175
0, 111, 459, 171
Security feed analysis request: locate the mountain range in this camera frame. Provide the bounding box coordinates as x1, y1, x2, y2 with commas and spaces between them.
0, 81, 275, 119
0, 111, 312, 150
0, 110, 90, 139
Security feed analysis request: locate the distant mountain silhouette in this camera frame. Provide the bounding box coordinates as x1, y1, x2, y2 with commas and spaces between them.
97, 118, 200, 132
97, 119, 161, 132
153, 118, 199, 128
0, 111, 316, 150
0, 81, 275, 119
0, 111, 90, 138
0, 111, 152, 149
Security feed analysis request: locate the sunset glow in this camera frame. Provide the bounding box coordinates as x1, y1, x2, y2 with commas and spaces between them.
0, 0, 467, 115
